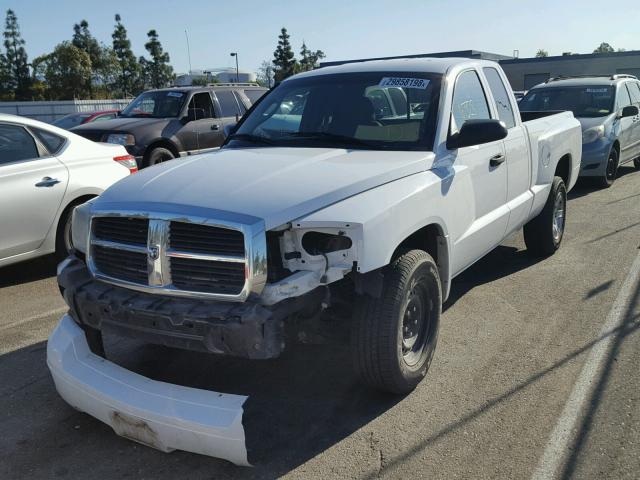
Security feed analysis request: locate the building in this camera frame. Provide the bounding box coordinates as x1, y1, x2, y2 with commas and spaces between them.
320, 49, 640, 91
174, 68, 257, 86
500, 50, 640, 90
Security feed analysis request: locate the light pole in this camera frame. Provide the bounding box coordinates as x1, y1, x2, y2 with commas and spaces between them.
230, 52, 239, 83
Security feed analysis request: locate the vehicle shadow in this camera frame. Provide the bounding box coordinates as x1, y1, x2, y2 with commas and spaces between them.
444, 244, 541, 311
0, 254, 58, 288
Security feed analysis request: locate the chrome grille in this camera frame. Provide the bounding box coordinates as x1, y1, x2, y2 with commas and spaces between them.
170, 257, 245, 294
92, 245, 148, 284
87, 212, 267, 302
169, 221, 244, 256
94, 217, 148, 246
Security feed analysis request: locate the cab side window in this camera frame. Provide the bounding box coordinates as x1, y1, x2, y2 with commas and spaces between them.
451, 70, 491, 133
626, 82, 640, 105
483, 67, 516, 129
188, 92, 215, 119
616, 83, 632, 110
215, 90, 242, 118
0, 124, 39, 165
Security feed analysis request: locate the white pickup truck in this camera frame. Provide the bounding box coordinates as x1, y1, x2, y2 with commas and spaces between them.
48, 58, 581, 464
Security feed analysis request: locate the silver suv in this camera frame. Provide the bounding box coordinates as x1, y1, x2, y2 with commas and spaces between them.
520, 74, 640, 187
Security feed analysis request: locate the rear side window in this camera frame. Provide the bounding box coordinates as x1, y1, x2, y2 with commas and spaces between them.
626, 82, 640, 104
215, 90, 241, 117
451, 70, 491, 132
616, 84, 632, 110
32, 128, 65, 154
483, 67, 516, 129
0, 124, 39, 164
233, 91, 247, 114
244, 89, 266, 104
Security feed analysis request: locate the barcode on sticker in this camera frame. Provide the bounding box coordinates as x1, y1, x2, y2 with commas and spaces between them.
379, 77, 429, 89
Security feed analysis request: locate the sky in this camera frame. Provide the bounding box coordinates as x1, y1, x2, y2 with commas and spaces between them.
2, 0, 638, 74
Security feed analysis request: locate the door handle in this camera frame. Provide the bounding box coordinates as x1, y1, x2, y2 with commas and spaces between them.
35, 176, 61, 187
490, 154, 506, 167
211, 124, 220, 131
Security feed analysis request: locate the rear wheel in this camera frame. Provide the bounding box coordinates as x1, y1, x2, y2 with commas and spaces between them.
523, 176, 567, 257
351, 250, 441, 394
145, 147, 175, 167
599, 149, 619, 187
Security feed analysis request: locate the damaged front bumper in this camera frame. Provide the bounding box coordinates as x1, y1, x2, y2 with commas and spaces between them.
47, 314, 250, 466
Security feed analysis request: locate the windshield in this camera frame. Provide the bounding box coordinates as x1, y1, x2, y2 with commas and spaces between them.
53, 114, 91, 129
228, 72, 442, 150
120, 90, 187, 118
519, 86, 615, 118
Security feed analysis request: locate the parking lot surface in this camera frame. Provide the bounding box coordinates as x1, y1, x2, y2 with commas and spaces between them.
1, 167, 639, 479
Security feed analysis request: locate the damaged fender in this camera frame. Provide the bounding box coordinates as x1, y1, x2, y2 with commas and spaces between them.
47, 315, 250, 466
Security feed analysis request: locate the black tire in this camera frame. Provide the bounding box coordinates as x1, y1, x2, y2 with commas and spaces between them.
634, 158, 640, 170
599, 149, 619, 187
352, 250, 441, 394
55, 202, 81, 260
145, 147, 175, 167
523, 176, 567, 257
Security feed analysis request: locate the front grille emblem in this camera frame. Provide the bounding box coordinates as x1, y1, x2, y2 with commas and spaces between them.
148, 245, 160, 260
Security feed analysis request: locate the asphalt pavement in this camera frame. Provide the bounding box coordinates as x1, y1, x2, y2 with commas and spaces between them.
1, 166, 639, 479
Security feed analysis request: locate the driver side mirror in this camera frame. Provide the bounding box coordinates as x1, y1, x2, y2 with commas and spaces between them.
620, 105, 639, 118
447, 119, 508, 149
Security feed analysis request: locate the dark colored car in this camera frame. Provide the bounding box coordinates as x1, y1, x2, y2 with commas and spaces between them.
71, 84, 267, 168
53, 110, 120, 130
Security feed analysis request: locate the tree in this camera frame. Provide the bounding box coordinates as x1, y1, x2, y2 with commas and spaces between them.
593, 42, 615, 54
140, 29, 174, 88
0, 52, 10, 99
39, 42, 92, 99
617, 48, 627, 53
273, 28, 297, 82
3, 9, 31, 99
299, 41, 325, 71
535, 49, 549, 58
256, 60, 273, 87
112, 14, 140, 96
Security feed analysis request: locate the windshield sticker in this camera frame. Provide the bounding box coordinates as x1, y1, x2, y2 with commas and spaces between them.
379, 77, 429, 89
585, 88, 609, 93
167, 92, 184, 97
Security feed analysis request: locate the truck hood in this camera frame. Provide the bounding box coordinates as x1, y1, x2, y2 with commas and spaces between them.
72, 116, 170, 132
96, 147, 435, 230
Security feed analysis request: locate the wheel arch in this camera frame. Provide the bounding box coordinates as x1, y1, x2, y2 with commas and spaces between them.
554, 153, 572, 186
144, 139, 180, 164
390, 222, 451, 300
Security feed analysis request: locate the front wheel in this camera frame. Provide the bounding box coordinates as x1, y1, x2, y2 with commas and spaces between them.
145, 147, 175, 167
523, 176, 567, 257
351, 250, 441, 394
599, 149, 619, 187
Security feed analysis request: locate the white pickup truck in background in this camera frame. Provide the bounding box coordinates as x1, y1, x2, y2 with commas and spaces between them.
48, 58, 581, 464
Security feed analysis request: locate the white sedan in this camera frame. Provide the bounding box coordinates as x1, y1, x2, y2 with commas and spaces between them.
0, 113, 137, 268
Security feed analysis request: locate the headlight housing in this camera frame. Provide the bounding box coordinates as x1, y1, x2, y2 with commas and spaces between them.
71, 199, 95, 254
106, 133, 136, 146
582, 125, 605, 144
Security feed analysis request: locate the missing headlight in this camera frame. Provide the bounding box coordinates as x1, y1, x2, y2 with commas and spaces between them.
301, 232, 353, 255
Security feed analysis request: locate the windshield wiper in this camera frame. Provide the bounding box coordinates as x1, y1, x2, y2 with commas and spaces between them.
227, 133, 275, 145
284, 131, 379, 148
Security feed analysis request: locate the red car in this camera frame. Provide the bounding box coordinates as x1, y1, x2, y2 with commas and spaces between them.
53, 110, 120, 130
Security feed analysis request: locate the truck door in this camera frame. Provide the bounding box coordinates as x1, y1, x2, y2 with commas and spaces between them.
483, 67, 532, 233
213, 90, 244, 136
449, 70, 509, 276
616, 83, 635, 163
623, 81, 640, 162
181, 92, 224, 153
